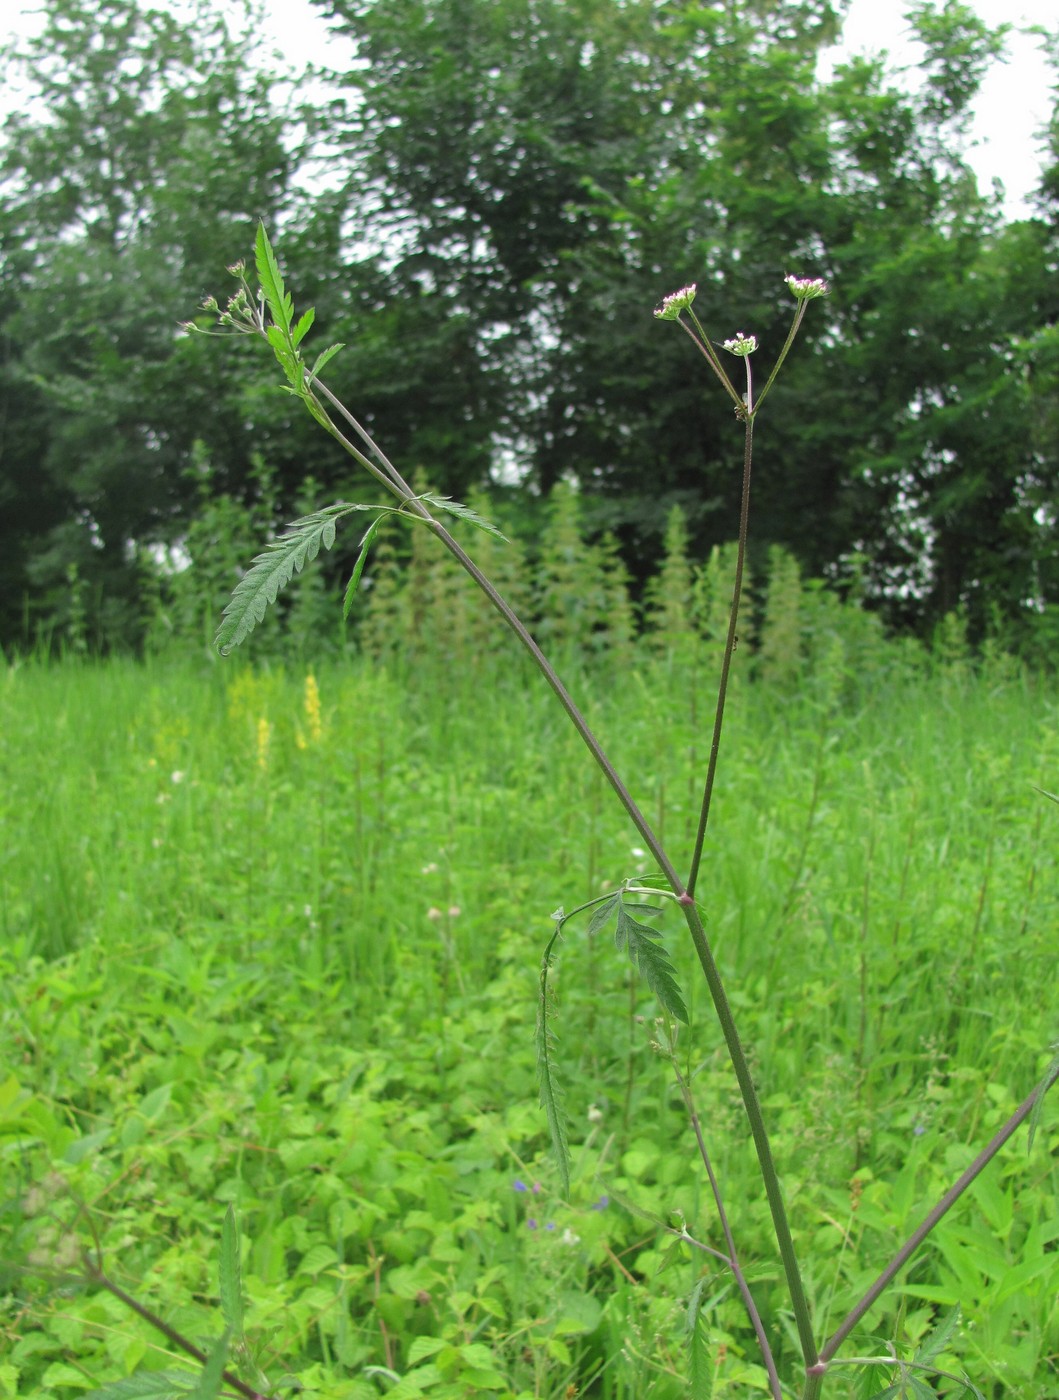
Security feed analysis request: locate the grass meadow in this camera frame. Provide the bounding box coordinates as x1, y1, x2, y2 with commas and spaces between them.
2, 634, 1059, 1398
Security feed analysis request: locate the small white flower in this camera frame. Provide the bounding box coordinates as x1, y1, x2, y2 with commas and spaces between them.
421, 862, 439, 875
447, 905, 461, 919
171, 770, 185, 784
722, 332, 757, 356
630, 846, 645, 858
785, 274, 830, 301
427, 906, 443, 921
587, 1103, 604, 1124
654, 284, 697, 321
560, 1228, 581, 1246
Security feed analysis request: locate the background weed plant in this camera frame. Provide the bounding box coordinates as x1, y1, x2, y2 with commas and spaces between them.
1, 234, 1057, 1399
2, 651, 1059, 1397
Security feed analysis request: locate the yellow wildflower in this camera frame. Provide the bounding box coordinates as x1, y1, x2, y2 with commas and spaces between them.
304, 672, 322, 744
256, 716, 272, 772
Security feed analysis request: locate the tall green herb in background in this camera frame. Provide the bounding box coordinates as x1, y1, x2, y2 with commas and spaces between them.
167, 231, 1058, 1398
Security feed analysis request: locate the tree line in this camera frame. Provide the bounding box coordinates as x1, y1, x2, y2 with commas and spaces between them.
1, 0, 1057, 656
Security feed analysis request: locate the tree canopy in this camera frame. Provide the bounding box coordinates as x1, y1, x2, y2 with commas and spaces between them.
1, 0, 1056, 651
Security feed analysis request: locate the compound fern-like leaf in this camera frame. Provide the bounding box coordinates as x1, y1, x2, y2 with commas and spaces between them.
585, 891, 621, 938
343, 514, 387, 619
215, 503, 369, 655
420, 493, 508, 541
615, 903, 688, 1023
254, 223, 292, 334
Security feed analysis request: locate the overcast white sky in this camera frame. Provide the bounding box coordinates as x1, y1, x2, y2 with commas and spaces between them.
3, 0, 1056, 218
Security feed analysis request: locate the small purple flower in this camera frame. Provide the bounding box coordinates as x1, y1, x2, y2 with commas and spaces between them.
545, 1221, 556, 1231
591, 1195, 610, 1211
513, 1179, 528, 1193
532, 1181, 542, 1195
527, 1218, 538, 1230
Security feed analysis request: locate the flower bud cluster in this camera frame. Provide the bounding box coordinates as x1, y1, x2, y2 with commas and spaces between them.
653, 284, 697, 321
722, 332, 757, 356
785, 274, 830, 301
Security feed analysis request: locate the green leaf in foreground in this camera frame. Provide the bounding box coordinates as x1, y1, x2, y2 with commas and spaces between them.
536, 924, 570, 1197
254, 223, 293, 334
913, 1305, 960, 1367
215, 503, 371, 655
614, 903, 688, 1022
308, 341, 345, 382
585, 891, 621, 938
343, 514, 388, 619
419, 492, 508, 540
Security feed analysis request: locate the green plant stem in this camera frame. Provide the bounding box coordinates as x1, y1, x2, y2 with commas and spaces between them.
313, 379, 419, 499
755, 298, 809, 412
812, 1080, 1053, 1377
672, 1054, 782, 1399
677, 314, 743, 409
686, 415, 754, 898
679, 897, 819, 1375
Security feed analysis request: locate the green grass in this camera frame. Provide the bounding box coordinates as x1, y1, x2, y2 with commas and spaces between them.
1, 644, 1058, 1399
